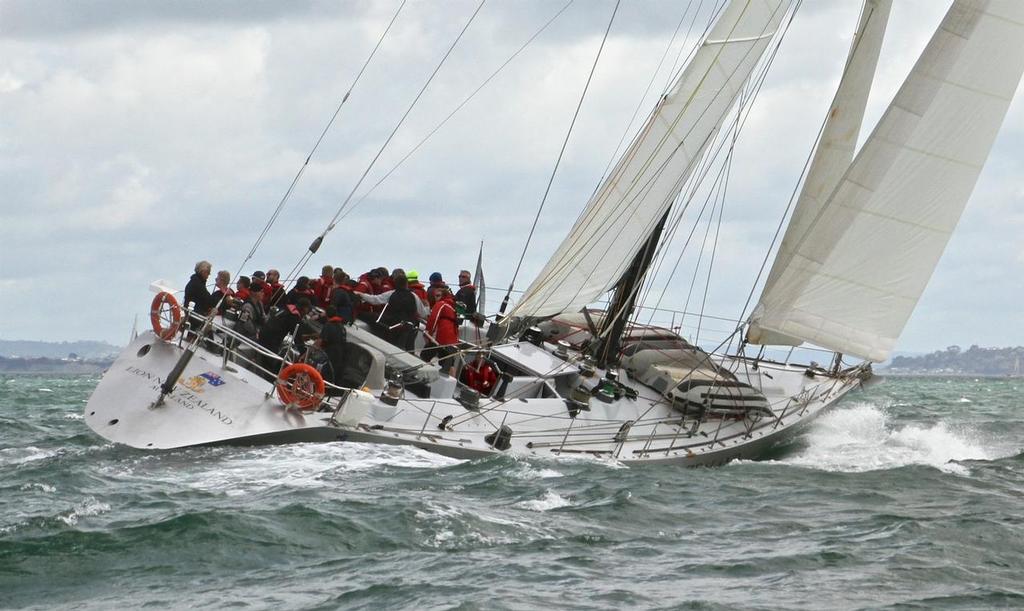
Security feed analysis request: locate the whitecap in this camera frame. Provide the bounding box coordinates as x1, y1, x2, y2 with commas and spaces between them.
113, 442, 464, 496
0, 446, 58, 466
514, 490, 572, 512
508, 460, 563, 480
37, 388, 54, 393
20, 482, 56, 493
958, 397, 972, 403
778, 402, 994, 475
58, 497, 111, 526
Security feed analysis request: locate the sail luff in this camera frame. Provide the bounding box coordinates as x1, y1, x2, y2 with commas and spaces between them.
751, 0, 1024, 362
506, 0, 794, 320
749, 0, 892, 347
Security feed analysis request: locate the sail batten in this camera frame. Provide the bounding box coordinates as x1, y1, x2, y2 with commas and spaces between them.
750, 0, 1024, 362
507, 0, 794, 320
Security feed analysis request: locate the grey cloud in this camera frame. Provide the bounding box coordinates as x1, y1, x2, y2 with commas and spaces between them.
0, 0, 333, 38
2, 0, 1021, 353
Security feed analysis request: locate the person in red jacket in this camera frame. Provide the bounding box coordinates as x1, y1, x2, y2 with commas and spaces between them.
310, 265, 334, 308
354, 269, 387, 321
424, 286, 459, 375
376, 267, 394, 292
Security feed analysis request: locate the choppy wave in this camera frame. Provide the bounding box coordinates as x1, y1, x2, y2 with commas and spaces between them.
2, 373, 1023, 610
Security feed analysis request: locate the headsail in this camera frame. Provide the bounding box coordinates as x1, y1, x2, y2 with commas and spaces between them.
749, 0, 891, 348
507, 0, 794, 320
749, 0, 1024, 362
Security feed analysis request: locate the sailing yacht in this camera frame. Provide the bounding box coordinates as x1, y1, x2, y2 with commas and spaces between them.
84, 0, 1024, 465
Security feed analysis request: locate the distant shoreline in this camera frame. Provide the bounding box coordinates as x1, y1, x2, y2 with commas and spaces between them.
879, 371, 1022, 379
0, 357, 112, 375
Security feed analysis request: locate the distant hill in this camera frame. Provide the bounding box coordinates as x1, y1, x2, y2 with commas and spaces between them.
0, 339, 121, 360
884, 345, 1024, 376
0, 356, 111, 374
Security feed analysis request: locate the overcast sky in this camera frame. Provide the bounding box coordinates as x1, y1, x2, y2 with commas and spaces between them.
1, 0, 1021, 354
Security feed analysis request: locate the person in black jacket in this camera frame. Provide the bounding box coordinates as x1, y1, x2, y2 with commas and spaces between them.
380, 271, 418, 351
258, 298, 314, 371
329, 268, 355, 324
184, 260, 216, 316
454, 269, 477, 316
318, 306, 348, 389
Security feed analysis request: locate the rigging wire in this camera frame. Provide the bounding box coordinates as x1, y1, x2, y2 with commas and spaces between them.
501, 0, 622, 307
279, 0, 488, 287
234, 0, 407, 279
632, 0, 803, 337
694, 147, 730, 345
336, 0, 575, 224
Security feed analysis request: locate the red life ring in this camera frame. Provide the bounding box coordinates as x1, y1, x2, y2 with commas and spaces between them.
276, 363, 325, 411
150, 292, 182, 341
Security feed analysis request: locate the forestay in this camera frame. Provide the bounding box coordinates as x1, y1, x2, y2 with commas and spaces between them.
750, 0, 1024, 362
507, 0, 794, 320
749, 0, 892, 348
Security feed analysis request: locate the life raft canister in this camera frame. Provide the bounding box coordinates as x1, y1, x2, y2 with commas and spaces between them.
150, 292, 183, 341
276, 363, 326, 411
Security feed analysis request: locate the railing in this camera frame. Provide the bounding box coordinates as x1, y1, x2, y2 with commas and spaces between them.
175, 308, 355, 404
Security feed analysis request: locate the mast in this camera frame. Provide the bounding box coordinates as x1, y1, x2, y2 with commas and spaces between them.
593, 210, 669, 368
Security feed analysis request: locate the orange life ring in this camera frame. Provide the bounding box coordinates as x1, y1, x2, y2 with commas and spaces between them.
276, 363, 325, 411
150, 292, 182, 341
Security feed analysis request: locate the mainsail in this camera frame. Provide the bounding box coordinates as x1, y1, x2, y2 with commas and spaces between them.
749, 0, 891, 347
507, 0, 794, 320
749, 0, 1024, 362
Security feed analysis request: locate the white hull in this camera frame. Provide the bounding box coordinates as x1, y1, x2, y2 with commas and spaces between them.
86, 330, 866, 466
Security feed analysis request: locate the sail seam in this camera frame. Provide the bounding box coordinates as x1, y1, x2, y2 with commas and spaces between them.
783, 259, 927, 300
705, 31, 777, 45
910, 71, 1015, 103
871, 135, 985, 169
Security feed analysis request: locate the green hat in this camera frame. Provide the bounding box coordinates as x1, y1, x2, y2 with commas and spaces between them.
407, 269, 419, 281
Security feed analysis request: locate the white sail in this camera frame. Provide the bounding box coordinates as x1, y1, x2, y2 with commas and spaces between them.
749, 0, 891, 348
750, 0, 1024, 362
507, 0, 794, 320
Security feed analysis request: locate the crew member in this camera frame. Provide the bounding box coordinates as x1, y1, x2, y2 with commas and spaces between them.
354, 269, 387, 320
236, 279, 266, 341
286, 276, 316, 307
329, 268, 355, 324
318, 306, 348, 389
258, 298, 314, 368
407, 269, 429, 307
264, 269, 285, 309
311, 265, 334, 308
454, 269, 477, 316
424, 285, 459, 375
211, 270, 237, 315
184, 260, 216, 316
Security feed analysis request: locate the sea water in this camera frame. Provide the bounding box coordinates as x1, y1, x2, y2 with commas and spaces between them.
1, 374, 1022, 609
